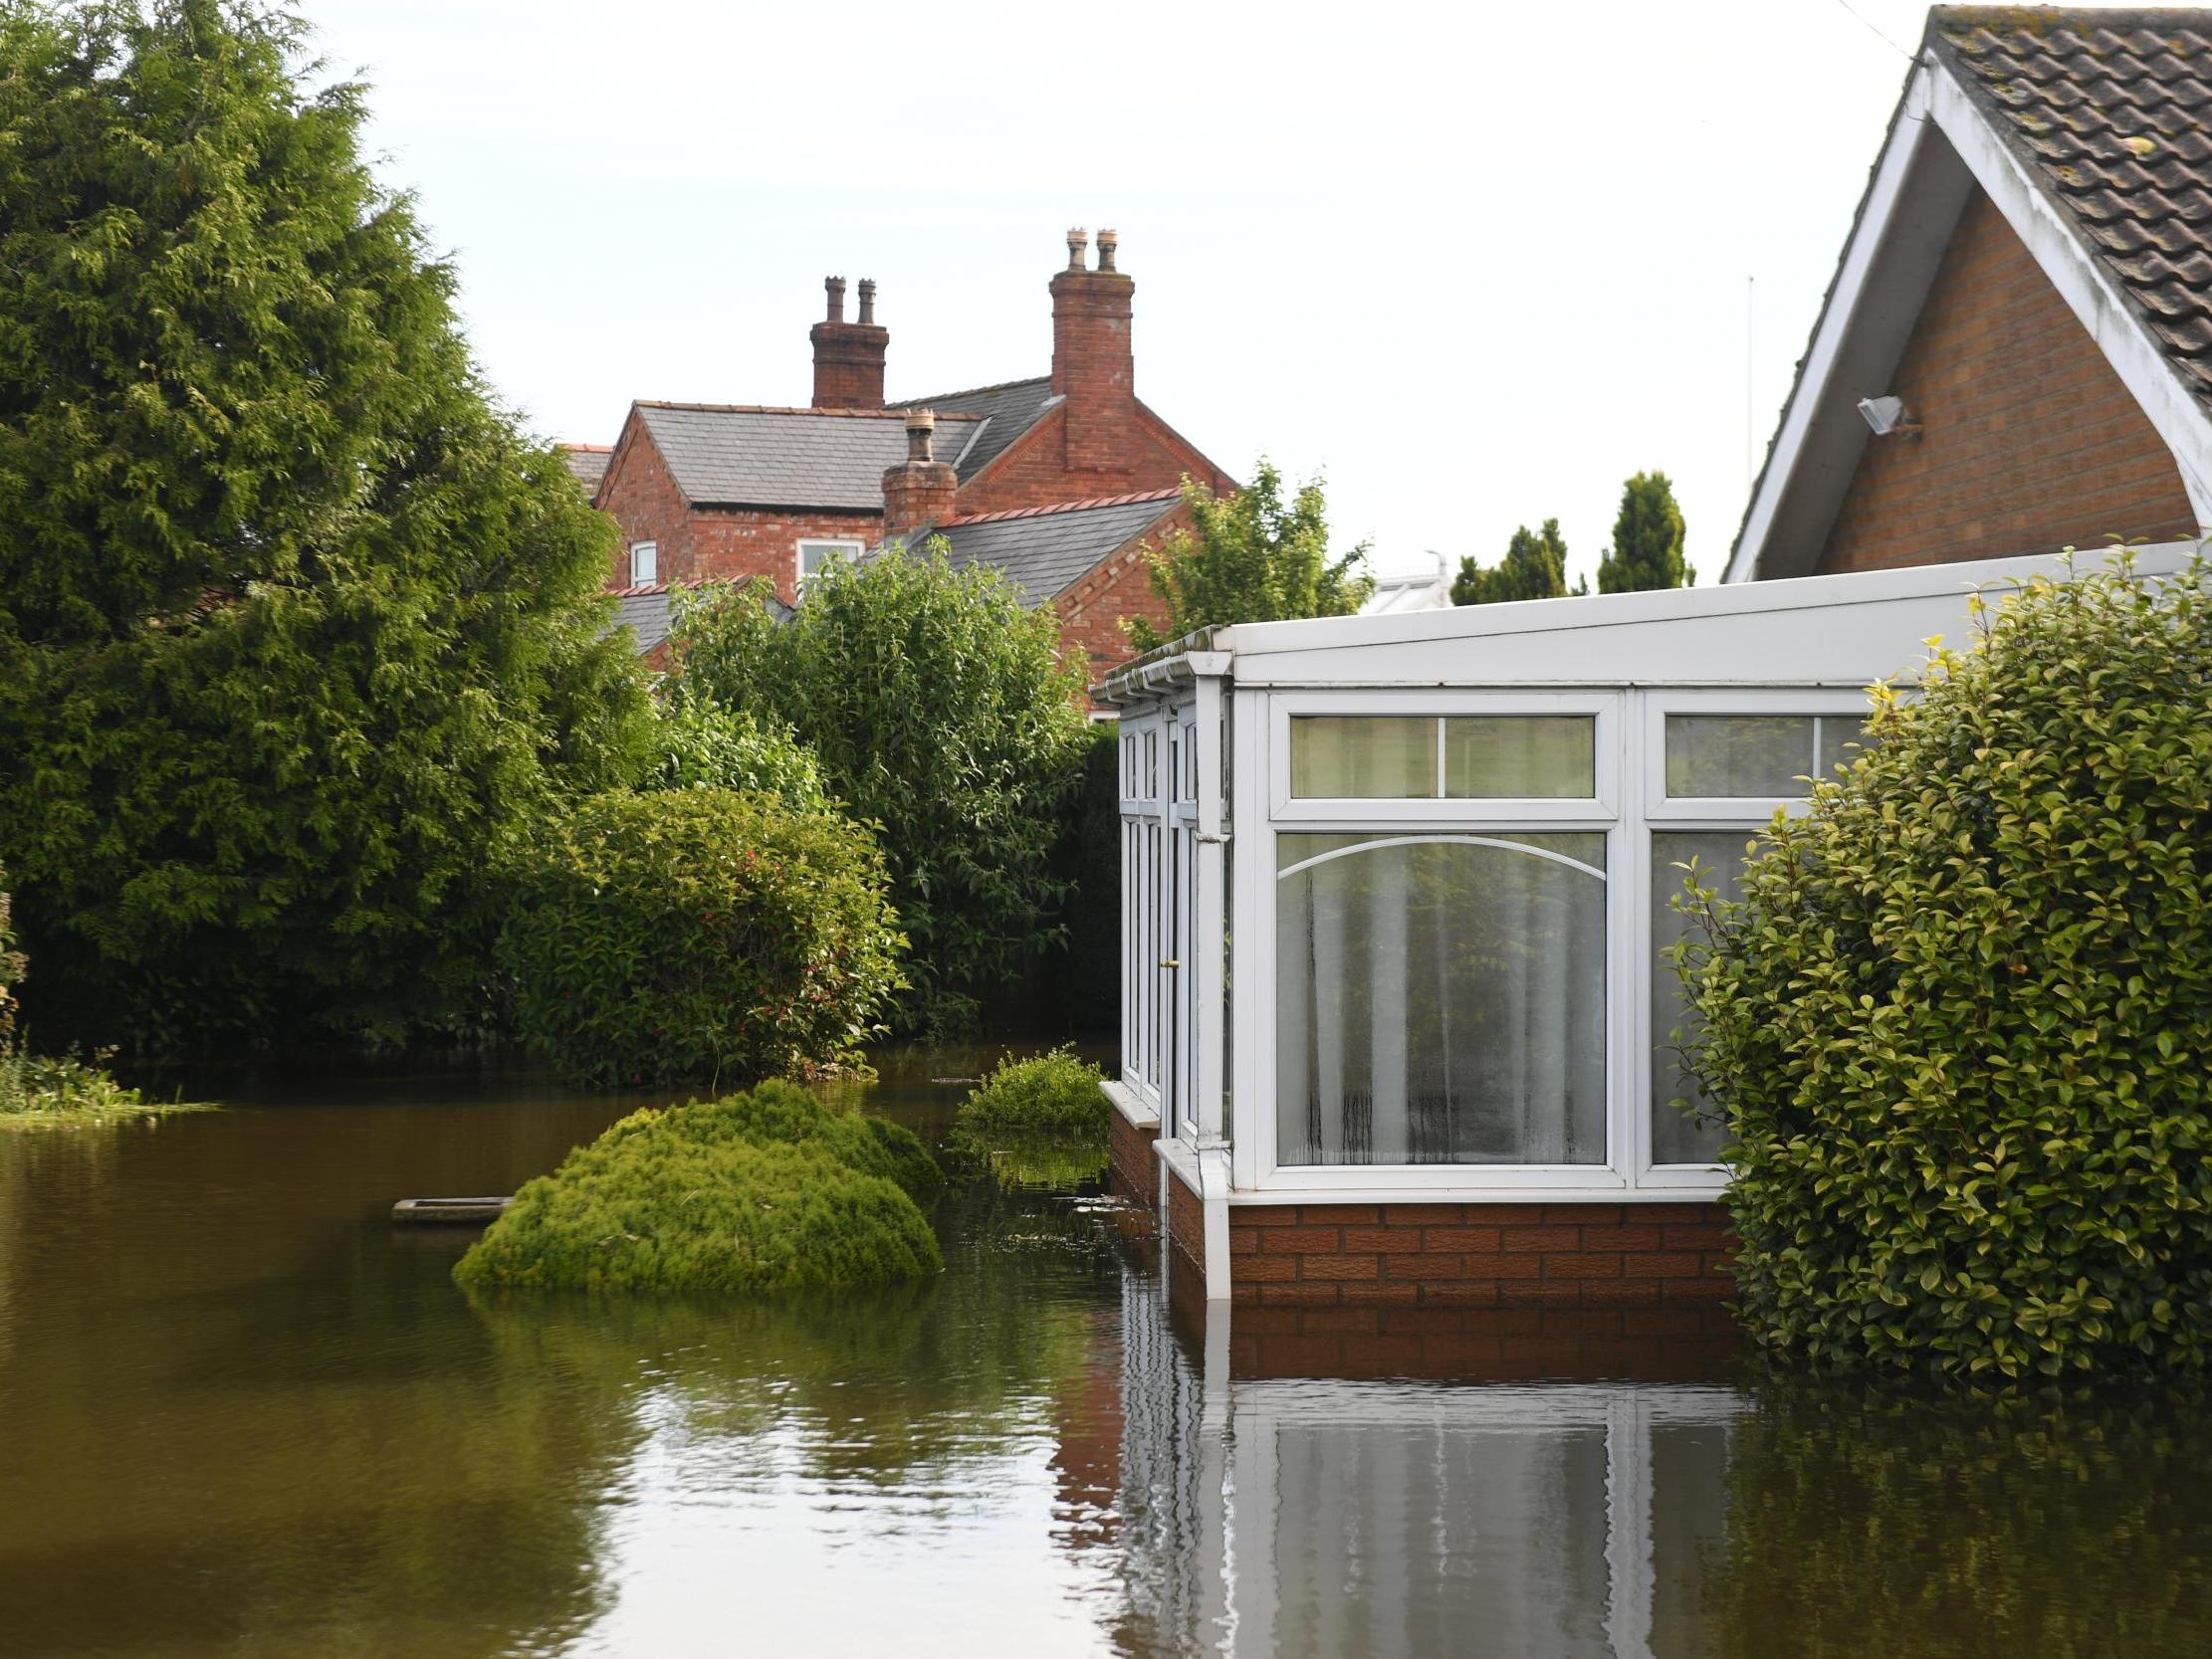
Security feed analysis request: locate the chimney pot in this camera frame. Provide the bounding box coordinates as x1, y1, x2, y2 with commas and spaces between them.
1066, 227, 1090, 271
1096, 229, 1118, 273
905, 408, 936, 463
857, 278, 876, 325
824, 275, 846, 322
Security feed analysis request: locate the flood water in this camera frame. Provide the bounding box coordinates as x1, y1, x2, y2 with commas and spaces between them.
3, 1050, 2210, 1657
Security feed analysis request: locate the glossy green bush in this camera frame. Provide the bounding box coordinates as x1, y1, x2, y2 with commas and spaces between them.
958, 1047, 1109, 1135
497, 788, 904, 1088
454, 1081, 943, 1292
643, 700, 833, 815
1675, 552, 2212, 1380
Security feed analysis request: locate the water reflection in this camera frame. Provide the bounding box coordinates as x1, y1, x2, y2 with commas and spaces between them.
2, 1061, 2208, 1657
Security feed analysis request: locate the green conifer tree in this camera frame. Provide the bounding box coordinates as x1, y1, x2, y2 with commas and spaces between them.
0, 2, 650, 1046
1596, 471, 1693, 593
1452, 519, 1585, 605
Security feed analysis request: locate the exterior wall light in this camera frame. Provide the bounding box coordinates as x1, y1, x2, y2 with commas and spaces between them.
1857, 394, 1921, 437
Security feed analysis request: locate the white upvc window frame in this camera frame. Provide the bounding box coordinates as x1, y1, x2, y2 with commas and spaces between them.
627, 539, 658, 585
1268, 690, 1621, 823
796, 537, 863, 592
1119, 708, 1171, 1115
1251, 689, 1633, 1197
1630, 688, 1876, 1187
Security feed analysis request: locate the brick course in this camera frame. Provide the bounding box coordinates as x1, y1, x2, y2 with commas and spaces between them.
1817, 185, 2198, 573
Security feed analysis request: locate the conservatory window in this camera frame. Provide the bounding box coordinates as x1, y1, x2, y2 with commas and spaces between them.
1647, 832, 1748, 1166
1662, 714, 1861, 798
1289, 715, 1596, 799
1275, 832, 1608, 1166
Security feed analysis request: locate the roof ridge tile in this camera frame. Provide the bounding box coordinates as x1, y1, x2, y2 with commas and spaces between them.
938, 487, 1183, 526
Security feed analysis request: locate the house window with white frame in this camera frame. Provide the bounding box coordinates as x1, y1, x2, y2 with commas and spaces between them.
796, 538, 863, 594
627, 540, 657, 585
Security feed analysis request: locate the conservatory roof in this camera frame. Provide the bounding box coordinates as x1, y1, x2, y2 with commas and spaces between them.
1099, 541, 2195, 703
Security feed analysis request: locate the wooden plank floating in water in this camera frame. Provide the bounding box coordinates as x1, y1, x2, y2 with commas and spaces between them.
390, 1196, 512, 1225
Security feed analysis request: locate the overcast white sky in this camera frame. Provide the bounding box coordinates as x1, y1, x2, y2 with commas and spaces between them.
303, 0, 2136, 587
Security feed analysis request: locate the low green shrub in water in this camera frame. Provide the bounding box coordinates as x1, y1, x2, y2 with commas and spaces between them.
454, 1081, 942, 1292
1675, 552, 2212, 1381
958, 1046, 1108, 1135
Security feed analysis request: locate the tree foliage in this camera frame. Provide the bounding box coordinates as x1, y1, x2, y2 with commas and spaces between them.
644, 700, 832, 814
496, 788, 905, 1088
1124, 462, 1373, 651
0, 1, 650, 1047
1452, 518, 1584, 605
1597, 470, 1692, 593
666, 551, 1088, 1034
454, 1081, 943, 1294
1675, 553, 2212, 1381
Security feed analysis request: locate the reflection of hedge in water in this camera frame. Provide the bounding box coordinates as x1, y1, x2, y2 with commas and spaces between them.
467, 1194, 1107, 1488
952, 1129, 1112, 1194
455, 1082, 942, 1292
1708, 1379, 2212, 1656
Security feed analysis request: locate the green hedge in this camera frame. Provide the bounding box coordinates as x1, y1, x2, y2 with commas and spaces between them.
497, 788, 904, 1088
454, 1080, 942, 1292
1675, 553, 2212, 1380
958, 1046, 1109, 1135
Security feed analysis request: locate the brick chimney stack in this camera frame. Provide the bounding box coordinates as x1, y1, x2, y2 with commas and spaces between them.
811, 274, 888, 409
882, 409, 959, 536
1049, 226, 1136, 476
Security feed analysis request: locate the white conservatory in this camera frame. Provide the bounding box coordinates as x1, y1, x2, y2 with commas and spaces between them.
1101, 543, 2193, 1302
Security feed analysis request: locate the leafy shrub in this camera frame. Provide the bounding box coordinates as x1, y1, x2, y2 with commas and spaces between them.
1676, 552, 2212, 1381
667, 551, 1089, 1035
454, 1081, 943, 1292
644, 700, 832, 814
497, 788, 904, 1088
959, 1047, 1109, 1135
1040, 722, 1124, 1034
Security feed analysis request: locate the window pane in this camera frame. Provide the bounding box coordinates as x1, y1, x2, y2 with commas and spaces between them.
1649, 831, 1749, 1164
1289, 717, 1437, 797
1276, 832, 1607, 1166
1443, 716, 1595, 797
1815, 713, 1871, 780
1664, 716, 1814, 797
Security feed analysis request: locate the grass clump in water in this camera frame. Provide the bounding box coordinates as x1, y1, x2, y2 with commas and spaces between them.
956, 1047, 1108, 1136
454, 1080, 942, 1293
0, 1047, 210, 1129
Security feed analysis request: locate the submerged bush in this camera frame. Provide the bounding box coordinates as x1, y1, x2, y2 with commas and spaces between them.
1677, 552, 2212, 1381
958, 1047, 1109, 1135
497, 788, 904, 1088
455, 1080, 942, 1292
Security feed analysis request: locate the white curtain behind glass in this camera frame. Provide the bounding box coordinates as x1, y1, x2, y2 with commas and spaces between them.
1277, 835, 1607, 1166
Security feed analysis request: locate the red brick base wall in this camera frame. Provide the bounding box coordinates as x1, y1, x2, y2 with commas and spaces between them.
1230, 1302, 1743, 1381
1107, 1105, 1157, 1211
1228, 1202, 1735, 1311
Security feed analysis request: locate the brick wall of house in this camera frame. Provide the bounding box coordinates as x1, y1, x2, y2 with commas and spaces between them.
1051, 506, 1185, 685
680, 507, 883, 603
955, 405, 1234, 518
1816, 185, 2199, 573
594, 426, 698, 588
1108, 1101, 1158, 1209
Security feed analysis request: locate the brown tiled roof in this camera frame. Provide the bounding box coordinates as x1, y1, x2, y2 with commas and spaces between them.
1932, 6, 2212, 409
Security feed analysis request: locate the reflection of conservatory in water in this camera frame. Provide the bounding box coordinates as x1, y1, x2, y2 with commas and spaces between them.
1102, 544, 2189, 1301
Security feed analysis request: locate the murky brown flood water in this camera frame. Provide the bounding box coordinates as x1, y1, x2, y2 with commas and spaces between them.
3, 1049, 2209, 1657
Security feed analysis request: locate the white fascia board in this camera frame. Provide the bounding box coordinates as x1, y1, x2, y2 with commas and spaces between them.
1725, 64, 1936, 584
1228, 540, 2186, 663
1922, 61, 2212, 525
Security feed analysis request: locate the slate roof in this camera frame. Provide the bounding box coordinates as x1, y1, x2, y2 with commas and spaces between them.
606, 583, 673, 654
632, 403, 987, 511
896, 489, 1183, 607
890, 376, 1061, 483
560, 444, 612, 493
1932, 6, 2212, 410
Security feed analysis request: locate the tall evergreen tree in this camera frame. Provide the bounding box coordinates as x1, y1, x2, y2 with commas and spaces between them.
1452, 518, 1584, 605
1123, 462, 1373, 651
1597, 471, 1692, 593
0, 2, 650, 1046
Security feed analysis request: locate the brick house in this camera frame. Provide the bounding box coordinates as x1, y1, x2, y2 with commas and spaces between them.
580, 231, 1232, 679
1728, 6, 2212, 581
